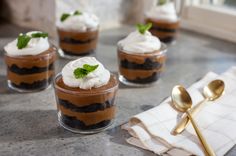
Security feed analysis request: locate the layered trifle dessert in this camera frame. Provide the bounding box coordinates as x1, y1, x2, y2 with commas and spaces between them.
54, 57, 118, 133
57, 10, 99, 58
4, 31, 57, 92
117, 23, 167, 86
145, 1, 179, 43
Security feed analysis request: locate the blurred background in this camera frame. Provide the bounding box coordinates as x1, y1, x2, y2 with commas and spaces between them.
0, 0, 236, 42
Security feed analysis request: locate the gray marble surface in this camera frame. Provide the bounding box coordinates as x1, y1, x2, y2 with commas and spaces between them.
0, 26, 236, 156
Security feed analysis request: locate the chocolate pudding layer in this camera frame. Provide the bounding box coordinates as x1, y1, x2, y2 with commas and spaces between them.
54, 74, 118, 131
146, 18, 179, 43
4, 47, 57, 91
118, 45, 167, 84
58, 29, 98, 56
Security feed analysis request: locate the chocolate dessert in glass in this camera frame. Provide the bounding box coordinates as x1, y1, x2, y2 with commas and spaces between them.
4, 31, 57, 92
57, 10, 99, 59
145, 1, 180, 44
117, 23, 167, 87
54, 57, 118, 134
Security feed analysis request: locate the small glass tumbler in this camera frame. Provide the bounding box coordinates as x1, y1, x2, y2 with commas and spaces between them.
53, 74, 119, 134
4, 47, 57, 92
117, 43, 167, 87
146, 18, 180, 44
57, 28, 99, 59
145, 0, 184, 44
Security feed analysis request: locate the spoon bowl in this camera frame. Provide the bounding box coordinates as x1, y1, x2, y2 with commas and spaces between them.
171, 85, 192, 112
172, 79, 225, 135
203, 80, 225, 101
171, 85, 216, 156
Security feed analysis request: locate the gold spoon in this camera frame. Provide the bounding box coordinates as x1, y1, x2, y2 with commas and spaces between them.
171, 85, 216, 156
172, 80, 225, 135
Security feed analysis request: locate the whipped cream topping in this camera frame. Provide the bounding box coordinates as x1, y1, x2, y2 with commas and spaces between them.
4, 31, 50, 56
57, 12, 99, 32
62, 57, 110, 89
118, 30, 161, 53
146, 2, 178, 22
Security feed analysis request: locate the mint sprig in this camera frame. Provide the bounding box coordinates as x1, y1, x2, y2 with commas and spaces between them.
73, 64, 99, 79
73, 10, 82, 16
60, 10, 82, 22
60, 13, 70, 22
16, 32, 48, 49
17, 34, 31, 49
136, 23, 152, 35
158, 0, 167, 5
31, 32, 48, 38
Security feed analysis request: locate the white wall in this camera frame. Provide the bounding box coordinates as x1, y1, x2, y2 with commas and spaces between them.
0, 0, 157, 37
0, 0, 56, 36
56, 0, 155, 29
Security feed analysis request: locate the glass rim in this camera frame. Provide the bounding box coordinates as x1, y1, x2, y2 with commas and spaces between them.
53, 73, 119, 95
4, 46, 57, 58
56, 26, 99, 33
144, 15, 181, 22
117, 42, 167, 56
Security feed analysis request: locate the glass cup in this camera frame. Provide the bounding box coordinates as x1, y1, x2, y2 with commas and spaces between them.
53, 74, 119, 134
146, 18, 180, 44
117, 43, 167, 87
4, 47, 57, 92
57, 28, 99, 59
145, 0, 184, 44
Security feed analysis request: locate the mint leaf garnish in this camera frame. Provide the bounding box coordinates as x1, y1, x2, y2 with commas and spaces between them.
60, 10, 82, 22
158, 0, 167, 5
73, 10, 82, 15
136, 23, 152, 35
17, 34, 31, 49
83, 64, 99, 71
73, 64, 99, 79
60, 13, 70, 22
16, 32, 48, 49
74, 68, 89, 79
31, 32, 48, 38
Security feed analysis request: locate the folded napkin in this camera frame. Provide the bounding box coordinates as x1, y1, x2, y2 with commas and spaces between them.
122, 66, 236, 156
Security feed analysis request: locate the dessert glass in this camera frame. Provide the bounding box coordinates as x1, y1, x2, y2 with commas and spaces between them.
146, 18, 180, 44
57, 28, 98, 59
117, 43, 167, 87
54, 74, 119, 134
4, 47, 57, 92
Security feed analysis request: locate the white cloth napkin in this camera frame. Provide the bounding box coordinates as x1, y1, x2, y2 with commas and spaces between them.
122, 66, 236, 156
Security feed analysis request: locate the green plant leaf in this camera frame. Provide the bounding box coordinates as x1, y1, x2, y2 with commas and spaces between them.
31, 32, 48, 38
17, 34, 31, 49
73, 68, 89, 79
136, 23, 152, 35
83, 64, 99, 72
73, 10, 82, 15
16, 31, 49, 49
60, 13, 70, 22
73, 64, 99, 79
158, 0, 167, 5
60, 10, 82, 22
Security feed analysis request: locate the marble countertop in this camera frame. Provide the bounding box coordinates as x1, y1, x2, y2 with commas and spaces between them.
0, 26, 236, 156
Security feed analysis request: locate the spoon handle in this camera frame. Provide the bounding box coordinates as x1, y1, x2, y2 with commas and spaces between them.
186, 110, 216, 156
172, 98, 208, 135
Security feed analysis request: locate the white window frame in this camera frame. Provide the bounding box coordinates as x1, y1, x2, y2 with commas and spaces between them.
180, 1, 236, 43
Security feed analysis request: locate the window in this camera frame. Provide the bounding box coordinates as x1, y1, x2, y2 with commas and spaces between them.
181, 0, 236, 43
